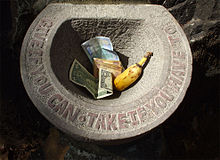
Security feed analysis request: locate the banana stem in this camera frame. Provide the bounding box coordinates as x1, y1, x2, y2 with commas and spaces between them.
137, 52, 153, 67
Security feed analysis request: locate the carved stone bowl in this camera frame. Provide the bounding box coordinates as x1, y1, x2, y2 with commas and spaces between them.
20, 3, 192, 142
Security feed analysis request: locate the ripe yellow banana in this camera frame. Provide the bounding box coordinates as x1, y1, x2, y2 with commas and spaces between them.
114, 52, 153, 91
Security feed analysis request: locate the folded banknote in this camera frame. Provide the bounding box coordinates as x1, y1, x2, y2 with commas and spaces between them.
69, 59, 113, 99
93, 58, 122, 79
81, 36, 119, 63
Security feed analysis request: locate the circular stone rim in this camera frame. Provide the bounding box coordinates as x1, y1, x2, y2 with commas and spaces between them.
20, 3, 192, 141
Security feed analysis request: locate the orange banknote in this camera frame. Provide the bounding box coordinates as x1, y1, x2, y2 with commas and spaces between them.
93, 58, 123, 79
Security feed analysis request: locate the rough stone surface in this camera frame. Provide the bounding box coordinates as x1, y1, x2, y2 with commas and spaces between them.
167, 0, 220, 77
20, 4, 192, 141
1, 0, 219, 159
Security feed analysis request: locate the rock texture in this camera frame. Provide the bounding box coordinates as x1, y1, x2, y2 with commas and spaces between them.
168, 0, 220, 77
0, 0, 219, 159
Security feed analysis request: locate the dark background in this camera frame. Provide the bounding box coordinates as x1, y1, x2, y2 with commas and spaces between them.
0, 0, 219, 159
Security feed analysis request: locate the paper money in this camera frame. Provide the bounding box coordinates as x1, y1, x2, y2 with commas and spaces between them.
81, 36, 119, 63
97, 68, 113, 99
69, 59, 113, 99
93, 58, 122, 79
69, 59, 98, 99
101, 48, 120, 62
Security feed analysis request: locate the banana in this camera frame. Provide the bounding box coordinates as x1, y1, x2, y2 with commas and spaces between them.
114, 52, 153, 91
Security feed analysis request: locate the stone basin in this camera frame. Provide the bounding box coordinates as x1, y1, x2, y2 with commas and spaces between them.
20, 3, 192, 142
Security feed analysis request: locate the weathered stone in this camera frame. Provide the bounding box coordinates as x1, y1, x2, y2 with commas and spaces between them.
33, 0, 49, 14
194, 0, 217, 20
20, 3, 192, 142
163, 0, 186, 8
165, 0, 220, 77
1, 0, 218, 159
168, 0, 197, 25
180, 0, 219, 41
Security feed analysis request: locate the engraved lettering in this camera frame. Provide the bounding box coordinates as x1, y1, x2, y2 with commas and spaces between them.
62, 104, 80, 122
167, 76, 182, 92
69, 107, 81, 122
168, 36, 180, 46
165, 25, 176, 34
155, 96, 166, 108
173, 51, 185, 59
172, 70, 185, 81
48, 94, 63, 108
29, 39, 44, 49
34, 75, 47, 86
38, 82, 54, 95
30, 65, 46, 76
28, 49, 43, 57
53, 100, 68, 115
106, 114, 117, 131
160, 87, 174, 101
118, 113, 128, 129
40, 18, 53, 29
78, 114, 87, 122
170, 76, 182, 85
137, 107, 147, 122
128, 110, 139, 125
28, 18, 53, 57
29, 57, 43, 65
144, 98, 160, 116
21, 6, 192, 139
34, 32, 46, 41
36, 24, 48, 32
62, 103, 73, 119
87, 112, 98, 128
172, 59, 185, 71
95, 114, 106, 130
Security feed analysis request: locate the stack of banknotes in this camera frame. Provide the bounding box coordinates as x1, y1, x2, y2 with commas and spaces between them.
69, 36, 123, 99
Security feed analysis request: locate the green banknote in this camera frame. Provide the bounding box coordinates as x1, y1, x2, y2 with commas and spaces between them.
97, 68, 113, 99
69, 59, 113, 99
81, 36, 119, 64
69, 59, 98, 99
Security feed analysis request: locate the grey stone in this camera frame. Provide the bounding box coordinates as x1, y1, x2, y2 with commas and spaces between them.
168, 0, 197, 25
20, 3, 192, 142
163, 0, 186, 8
165, 0, 219, 77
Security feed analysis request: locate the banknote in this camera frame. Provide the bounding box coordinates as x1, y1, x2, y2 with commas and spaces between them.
97, 68, 113, 99
101, 48, 120, 62
81, 36, 119, 63
69, 59, 113, 99
69, 59, 98, 99
93, 58, 122, 79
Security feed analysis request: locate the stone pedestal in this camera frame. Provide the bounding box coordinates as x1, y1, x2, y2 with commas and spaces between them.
20, 3, 192, 142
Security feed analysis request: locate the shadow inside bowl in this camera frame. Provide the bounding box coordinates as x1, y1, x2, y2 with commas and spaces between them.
50, 19, 143, 101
